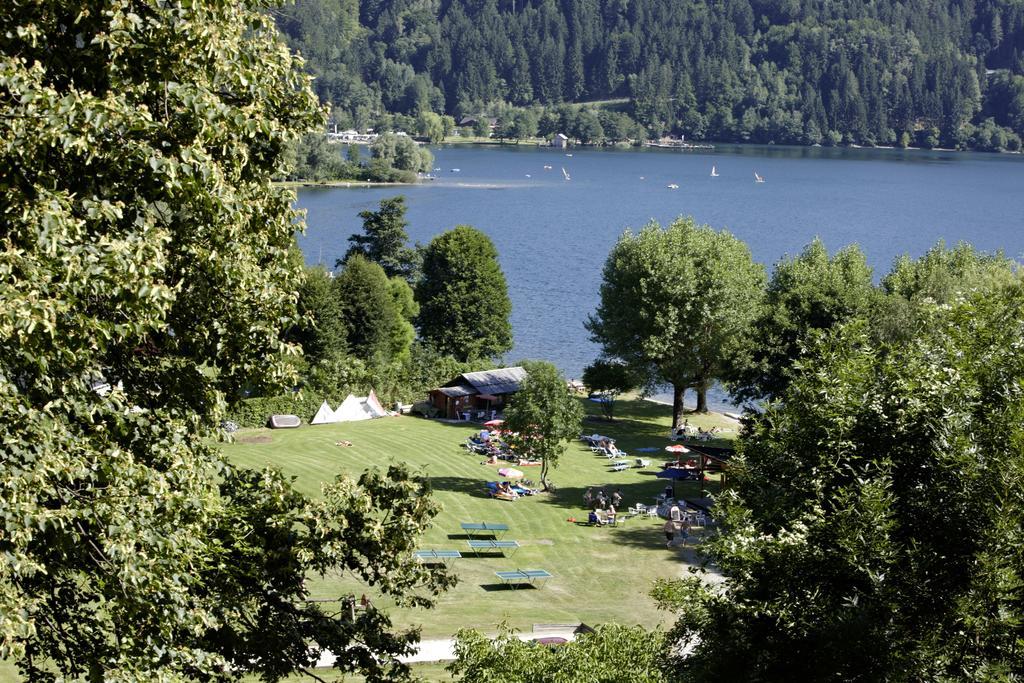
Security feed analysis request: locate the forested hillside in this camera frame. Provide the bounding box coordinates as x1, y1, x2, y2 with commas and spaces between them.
276, 0, 1024, 150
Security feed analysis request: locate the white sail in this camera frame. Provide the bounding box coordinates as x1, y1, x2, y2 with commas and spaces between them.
562, 167, 570, 180
710, 165, 719, 177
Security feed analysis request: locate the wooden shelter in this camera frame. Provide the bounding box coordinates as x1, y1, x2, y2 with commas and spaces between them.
429, 366, 527, 419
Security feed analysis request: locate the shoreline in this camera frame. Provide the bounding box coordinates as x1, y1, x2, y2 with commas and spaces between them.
275, 179, 414, 188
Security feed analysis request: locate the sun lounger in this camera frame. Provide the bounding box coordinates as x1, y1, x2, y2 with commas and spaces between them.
467, 540, 520, 556
610, 460, 630, 472
461, 522, 509, 539
495, 569, 552, 589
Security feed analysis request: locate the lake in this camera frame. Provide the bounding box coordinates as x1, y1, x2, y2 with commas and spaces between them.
295, 144, 1024, 410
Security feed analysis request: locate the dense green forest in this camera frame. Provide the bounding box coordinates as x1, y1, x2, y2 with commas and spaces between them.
276, 0, 1024, 150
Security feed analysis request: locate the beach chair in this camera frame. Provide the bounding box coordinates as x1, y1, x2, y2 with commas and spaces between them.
610, 460, 629, 472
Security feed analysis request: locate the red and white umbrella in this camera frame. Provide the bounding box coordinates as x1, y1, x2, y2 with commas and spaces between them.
483, 419, 504, 427
665, 444, 691, 453
498, 467, 524, 479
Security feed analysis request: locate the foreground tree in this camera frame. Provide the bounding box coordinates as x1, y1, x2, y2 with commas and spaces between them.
586, 217, 765, 425
728, 239, 874, 404
342, 195, 421, 280
0, 1, 450, 679
503, 361, 584, 490
873, 240, 1020, 344
660, 288, 1024, 680
448, 625, 665, 682
416, 225, 513, 362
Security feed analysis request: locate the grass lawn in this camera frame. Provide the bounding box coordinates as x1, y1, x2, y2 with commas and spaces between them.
224, 399, 735, 640
0, 401, 733, 682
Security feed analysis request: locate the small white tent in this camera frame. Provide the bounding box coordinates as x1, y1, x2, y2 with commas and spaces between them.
364, 390, 390, 418
333, 391, 393, 422
334, 394, 373, 422
310, 400, 339, 425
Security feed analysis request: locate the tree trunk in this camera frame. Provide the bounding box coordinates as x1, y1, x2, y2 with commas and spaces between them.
672, 384, 685, 429
540, 459, 550, 491
695, 384, 709, 413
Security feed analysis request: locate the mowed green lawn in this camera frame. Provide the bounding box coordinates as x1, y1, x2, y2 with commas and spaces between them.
223, 399, 736, 639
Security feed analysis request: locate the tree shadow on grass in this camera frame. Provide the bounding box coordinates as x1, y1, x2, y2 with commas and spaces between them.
538, 479, 713, 515
603, 519, 718, 562
427, 475, 491, 498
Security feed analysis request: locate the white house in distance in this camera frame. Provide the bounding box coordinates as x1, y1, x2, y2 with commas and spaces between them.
552, 133, 569, 148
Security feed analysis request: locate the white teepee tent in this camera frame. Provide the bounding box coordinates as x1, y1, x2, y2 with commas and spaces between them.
334, 394, 372, 422
364, 389, 390, 418
310, 400, 339, 425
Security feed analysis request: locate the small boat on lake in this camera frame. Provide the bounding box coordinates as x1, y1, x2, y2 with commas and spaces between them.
565, 153, 573, 157
543, 165, 553, 170
710, 165, 719, 177
451, 168, 461, 172
667, 183, 679, 189
754, 171, 765, 183
562, 167, 571, 180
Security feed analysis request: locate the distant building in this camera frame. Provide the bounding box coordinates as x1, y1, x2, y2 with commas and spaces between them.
552, 133, 569, 148
458, 116, 499, 130
429, 366, 528, 419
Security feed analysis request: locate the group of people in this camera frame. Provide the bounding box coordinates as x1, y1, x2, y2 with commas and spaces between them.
584, 487, 623, 512
673, 420, 722, 440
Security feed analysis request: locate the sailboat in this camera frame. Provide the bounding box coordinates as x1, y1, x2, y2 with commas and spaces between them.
562, 167, 571, 180
753, 171, 765, 183
710, 165, 719, 177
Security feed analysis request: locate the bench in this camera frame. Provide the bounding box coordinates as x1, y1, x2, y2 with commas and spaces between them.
460, 522, 509, 539
495, 569, 552, 589
467, 540, 520, 556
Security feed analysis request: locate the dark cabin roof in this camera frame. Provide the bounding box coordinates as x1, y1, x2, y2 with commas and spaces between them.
437, 385, 476, 398
440, 366, 527, 396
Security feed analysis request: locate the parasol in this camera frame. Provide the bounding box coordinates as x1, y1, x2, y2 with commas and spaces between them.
665, 444, 691, 453
483, 419, 505, 427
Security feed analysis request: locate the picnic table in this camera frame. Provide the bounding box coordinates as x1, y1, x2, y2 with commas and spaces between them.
460, 522, 509, 539
467, 539, 520, 556
495, 569, 552, 589
413, 549, 462, 566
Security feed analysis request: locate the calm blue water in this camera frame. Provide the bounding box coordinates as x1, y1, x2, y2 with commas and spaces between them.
295, 144, 1024, 410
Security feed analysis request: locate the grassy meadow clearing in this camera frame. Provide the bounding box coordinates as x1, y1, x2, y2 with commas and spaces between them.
223, 398, 735, 640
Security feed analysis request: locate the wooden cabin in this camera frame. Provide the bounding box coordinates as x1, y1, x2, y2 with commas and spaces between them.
428, 366, 527, 420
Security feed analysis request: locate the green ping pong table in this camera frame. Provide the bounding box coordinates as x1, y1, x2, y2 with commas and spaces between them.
413, 549, 461, 566
467, 539, 520, 556
495, 569, 552, 589
460, 522, 509, 539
